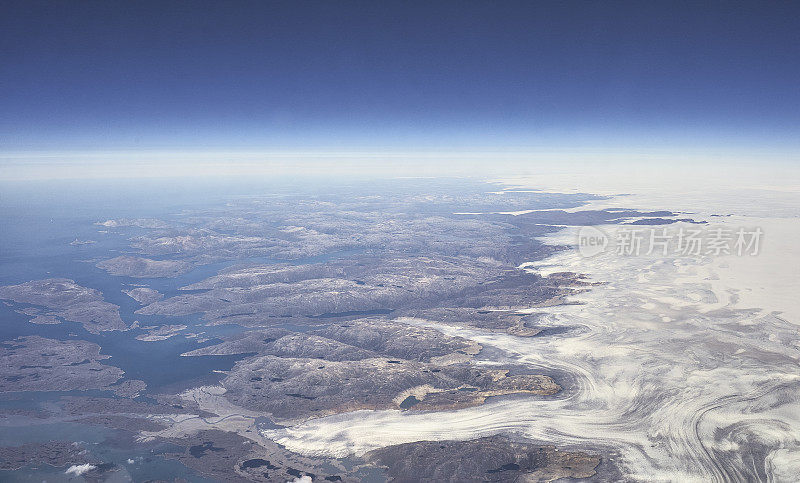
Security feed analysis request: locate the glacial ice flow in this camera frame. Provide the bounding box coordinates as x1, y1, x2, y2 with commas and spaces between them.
266, 177, 800, 482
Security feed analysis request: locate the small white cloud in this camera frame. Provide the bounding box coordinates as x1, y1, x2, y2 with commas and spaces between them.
127, 458, 135, 464
65, 463, 96, 476
288, 476, 312, 483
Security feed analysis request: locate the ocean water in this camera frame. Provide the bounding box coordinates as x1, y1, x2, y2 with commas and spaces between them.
1, 182, 251, 393
0, 179, 322, 480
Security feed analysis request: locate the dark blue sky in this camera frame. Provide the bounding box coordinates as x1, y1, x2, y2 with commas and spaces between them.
2, 1, 799, 152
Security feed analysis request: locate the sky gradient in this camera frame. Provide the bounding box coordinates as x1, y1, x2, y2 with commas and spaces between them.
2, 1, 800, 173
